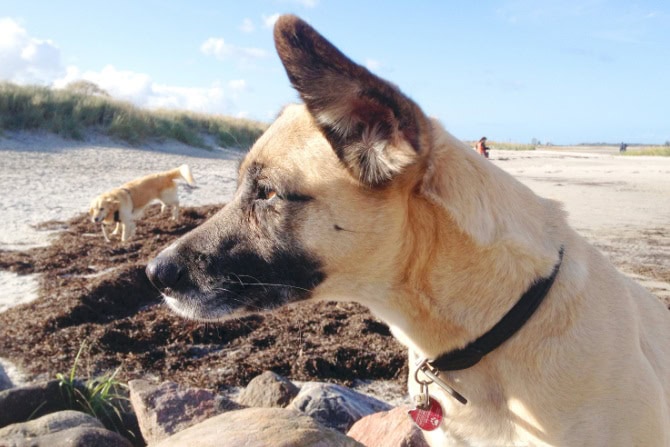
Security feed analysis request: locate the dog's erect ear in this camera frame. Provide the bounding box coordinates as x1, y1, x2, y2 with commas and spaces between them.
274, 15, 426, 186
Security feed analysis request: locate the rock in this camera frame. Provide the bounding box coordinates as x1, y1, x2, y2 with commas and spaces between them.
0, 366, 11, 393
0, 410, 131, 447
290, 382, 393, 432
0, 380, 85, 428
0, 410, 102, 438
237, 371, 299, 408
0, 426, 133, 447
347, 406, 429, 447
153, 407, 364, 447
128, 379, 240, 444
0, 359, 26, 392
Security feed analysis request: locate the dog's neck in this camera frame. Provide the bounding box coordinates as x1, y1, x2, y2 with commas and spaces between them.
379, 137, 566, 363
386, 240, 556, 361
428, 246, 563, 371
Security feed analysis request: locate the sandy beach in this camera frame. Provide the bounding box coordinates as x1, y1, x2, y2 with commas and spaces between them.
0, 132, 242, 314
1, 133, 669, 310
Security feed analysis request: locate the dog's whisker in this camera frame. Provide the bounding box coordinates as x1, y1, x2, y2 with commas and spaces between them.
228, 273, 246, 287
218, 280, 311, 294
228, 274, 270, 292
212, 288, 267, 311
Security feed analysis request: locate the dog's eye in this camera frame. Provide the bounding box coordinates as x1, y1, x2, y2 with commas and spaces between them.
257, 186, 277, 201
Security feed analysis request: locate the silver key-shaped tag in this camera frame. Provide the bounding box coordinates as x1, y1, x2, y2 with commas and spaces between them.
416, 358, 468, 405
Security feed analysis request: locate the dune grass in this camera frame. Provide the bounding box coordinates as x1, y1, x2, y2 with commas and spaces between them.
479, 141, 536, 151
621, 146, 670, 156
0, 82, 267, 149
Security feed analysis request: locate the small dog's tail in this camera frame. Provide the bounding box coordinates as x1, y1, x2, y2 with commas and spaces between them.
173, 164, 195, 186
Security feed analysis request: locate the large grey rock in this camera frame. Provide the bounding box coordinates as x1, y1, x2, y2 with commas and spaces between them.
290, 382, 393, 432
238, 371, 299, 408
153, 407, 364, 447
0, 410, 131, 447
0, 380, 84, 428
347, 406, 429, 447
0, 426, 133, 447
0, 410, 102, 438
128, 379, 240, 444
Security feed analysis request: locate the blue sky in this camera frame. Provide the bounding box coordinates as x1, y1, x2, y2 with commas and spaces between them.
1, 0, 668, 144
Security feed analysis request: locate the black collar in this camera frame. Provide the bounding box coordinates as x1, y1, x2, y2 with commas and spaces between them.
429, 247, 564, 371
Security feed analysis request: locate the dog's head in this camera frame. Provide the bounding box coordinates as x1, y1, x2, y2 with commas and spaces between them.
145, 15, 436, 321
89, 194, 120, 224
146, 15, 539, 325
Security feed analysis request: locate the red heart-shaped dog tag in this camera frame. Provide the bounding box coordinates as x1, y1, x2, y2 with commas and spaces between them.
408, 396, 443, 431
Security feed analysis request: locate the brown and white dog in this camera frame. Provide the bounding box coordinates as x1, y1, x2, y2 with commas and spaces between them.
89, 164, 194, 242
146, 16, 670, 446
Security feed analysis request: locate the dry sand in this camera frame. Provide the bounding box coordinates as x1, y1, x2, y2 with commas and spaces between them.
1, 133, 669, 308
0, 132, 242, 313
495, 148, 670, 301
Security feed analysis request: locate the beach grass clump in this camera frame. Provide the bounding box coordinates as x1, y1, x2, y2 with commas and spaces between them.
0, 82, 266, 149
56, 343, 133, 437
621, 146, 670, 157
488, 141, 536, 151
464, 140, 536, 151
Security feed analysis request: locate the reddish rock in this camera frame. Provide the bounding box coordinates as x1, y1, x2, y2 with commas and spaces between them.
347, 406, 429, 447
128, 379, 240, 444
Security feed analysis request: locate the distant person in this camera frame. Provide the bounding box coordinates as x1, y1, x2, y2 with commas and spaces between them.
476, 137, 490, 158
619, 142, 627, 153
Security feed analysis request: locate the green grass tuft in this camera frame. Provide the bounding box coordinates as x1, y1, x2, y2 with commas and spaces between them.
56, 343, 134, 438
0, 82, 267, 149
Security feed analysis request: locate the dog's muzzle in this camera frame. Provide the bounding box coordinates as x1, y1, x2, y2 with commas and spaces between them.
145, 249, 185, 295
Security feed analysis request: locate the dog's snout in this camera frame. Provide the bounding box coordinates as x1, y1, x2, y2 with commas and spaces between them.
146, 254, 185, 293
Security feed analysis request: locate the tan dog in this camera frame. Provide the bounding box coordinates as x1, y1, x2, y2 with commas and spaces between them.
146, 16, 670, 446
90, 164, 194, 242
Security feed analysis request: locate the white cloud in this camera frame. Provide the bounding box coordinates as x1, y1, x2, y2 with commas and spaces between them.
281, 0, 318, 8
240, 18, 255, 33
54, 65, 234, 114
365, 58, 381, 71
263, 13, 281, 29
200, 37, 267, 61
227, 79, 247, 91
0, 18, 248, 116
0, 17, 25, 49
200, 38, 227, 57
0, 17, 63, 84
149, 83, 227, 112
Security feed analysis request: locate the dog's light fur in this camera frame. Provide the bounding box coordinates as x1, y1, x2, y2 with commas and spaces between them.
89, 164, 194, 241
148, 16, 670, 446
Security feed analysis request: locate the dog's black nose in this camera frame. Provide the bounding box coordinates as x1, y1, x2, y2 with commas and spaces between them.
146, 255, 185, 292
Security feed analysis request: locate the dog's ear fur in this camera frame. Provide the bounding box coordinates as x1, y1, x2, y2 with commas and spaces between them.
274, 15, 426, 186
104, 197, 120, 211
